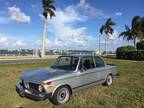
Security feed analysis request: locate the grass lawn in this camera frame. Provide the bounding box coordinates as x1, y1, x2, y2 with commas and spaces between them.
0, 59, 144, 108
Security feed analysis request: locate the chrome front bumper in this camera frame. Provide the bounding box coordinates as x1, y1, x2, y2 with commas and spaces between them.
16, 83, 52, 101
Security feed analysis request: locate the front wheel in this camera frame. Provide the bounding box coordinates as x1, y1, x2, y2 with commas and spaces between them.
104, 74, 113, 86
49, 86, 71, 105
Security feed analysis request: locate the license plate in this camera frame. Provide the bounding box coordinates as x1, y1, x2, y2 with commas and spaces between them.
25, 89, 31, 94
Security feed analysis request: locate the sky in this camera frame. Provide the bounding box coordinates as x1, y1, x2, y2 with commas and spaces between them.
0, 0, 143, 51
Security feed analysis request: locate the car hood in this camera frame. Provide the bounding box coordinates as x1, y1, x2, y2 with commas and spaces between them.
21, 68, 72, 83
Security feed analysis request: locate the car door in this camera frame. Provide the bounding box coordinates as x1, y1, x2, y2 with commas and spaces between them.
78, 56, 98, 86
94, 56, 107, 81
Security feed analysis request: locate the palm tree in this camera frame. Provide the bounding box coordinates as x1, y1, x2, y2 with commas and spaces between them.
138, 17, 144, 40
98, 34, 101, 55
131, 16, 141, 46
100, 18, 116, 55
119, 16, 142, 47
41, 0, 56, 58
119, 25, 134, 45
141, 17, 144, 34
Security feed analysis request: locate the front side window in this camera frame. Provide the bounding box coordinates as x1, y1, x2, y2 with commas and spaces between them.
51, 56, 79, 71
94, 56, 105, 67
79, 57, 95, 71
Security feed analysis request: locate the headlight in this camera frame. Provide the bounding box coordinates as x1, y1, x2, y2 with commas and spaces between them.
43, 82, 51, 85
42, 82, 52, 92
38, 85, 43, 92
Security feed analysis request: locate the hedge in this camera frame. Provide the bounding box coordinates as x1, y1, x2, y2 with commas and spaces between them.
116, 46, 136, 59
116, 50, 144, 60
137, 40, 144, 50
116, 46, 144, 60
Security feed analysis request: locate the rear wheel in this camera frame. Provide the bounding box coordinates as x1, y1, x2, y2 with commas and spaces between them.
49, 86, 71, 105
104, 74, 113, 86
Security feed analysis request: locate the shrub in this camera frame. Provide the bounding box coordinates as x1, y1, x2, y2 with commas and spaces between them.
137, 40, 144, 50
116, 46, 136, 59
116, 47, 144, 60
136, 50, 144, 60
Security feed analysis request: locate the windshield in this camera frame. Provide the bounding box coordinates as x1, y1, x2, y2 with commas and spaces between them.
51, 56, 79, 71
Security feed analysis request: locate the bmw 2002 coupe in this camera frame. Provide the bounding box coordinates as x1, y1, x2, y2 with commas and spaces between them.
16, 55, 118, 105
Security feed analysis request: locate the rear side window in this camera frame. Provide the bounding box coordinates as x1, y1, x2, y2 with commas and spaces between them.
94, 56, 105, 67
71, 57, 79, 66
79, 57, 95, 70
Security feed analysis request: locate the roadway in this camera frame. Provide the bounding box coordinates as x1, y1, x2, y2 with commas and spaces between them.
0, 59, 54, 64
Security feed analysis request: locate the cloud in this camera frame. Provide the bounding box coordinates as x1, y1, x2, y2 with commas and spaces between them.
12, 40, 25, 47
108, 30, 119, 40
8, 6, 31, 23
38, 0, 123, 50
0, 36, 8, 45
77, 0, 107, 18
99, 30, 119, 44
107, 30, 129, 48
38, 6, 95, 50
115, 12, 122, 16
38, 1, 120, 50
76, 0, 122, 18
0, 36, 9, 48
0, 34, 27, 49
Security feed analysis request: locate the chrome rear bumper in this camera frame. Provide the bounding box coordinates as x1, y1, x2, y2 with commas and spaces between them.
16, 83, 52, 101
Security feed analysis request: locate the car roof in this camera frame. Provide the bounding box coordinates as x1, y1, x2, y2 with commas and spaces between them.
59, 54, 98, 58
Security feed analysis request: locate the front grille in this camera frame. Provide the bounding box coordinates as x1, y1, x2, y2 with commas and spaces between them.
21, 79, 39, 91
29, 82, 39, 90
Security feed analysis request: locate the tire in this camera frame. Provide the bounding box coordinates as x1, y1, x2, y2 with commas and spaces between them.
49, 86, 71, 105
104, 74, 113, 86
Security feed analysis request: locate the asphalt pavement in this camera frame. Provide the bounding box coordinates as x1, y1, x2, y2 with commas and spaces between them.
0, 59, 54, 64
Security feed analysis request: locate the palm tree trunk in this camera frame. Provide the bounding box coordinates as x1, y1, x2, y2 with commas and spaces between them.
41, 17, 47, 58
105, 36, 107, 55
128, 40, 130, 45
133, 38, 136, 48
99, 35, 101, 55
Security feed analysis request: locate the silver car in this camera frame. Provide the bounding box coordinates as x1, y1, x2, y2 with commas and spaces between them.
16, 55, 118, 105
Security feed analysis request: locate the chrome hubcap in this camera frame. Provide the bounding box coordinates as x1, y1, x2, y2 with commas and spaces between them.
57, 88, 69, 104
107, 76, 112, 85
